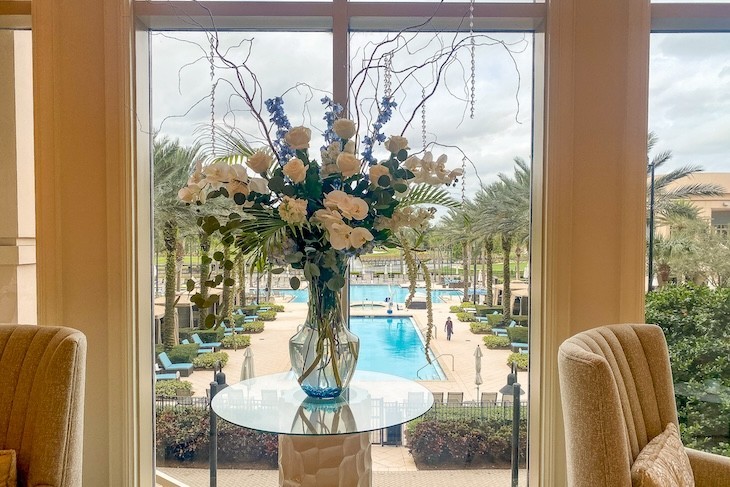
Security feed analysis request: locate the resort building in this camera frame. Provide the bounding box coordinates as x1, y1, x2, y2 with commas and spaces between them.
1, 1, 728, 486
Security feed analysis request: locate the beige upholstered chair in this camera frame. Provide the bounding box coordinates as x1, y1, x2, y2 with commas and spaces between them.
0, 325, 87, 487
558, 323, 730, 486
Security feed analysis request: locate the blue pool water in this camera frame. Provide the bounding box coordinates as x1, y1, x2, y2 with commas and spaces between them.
279, 284, 460, 304
350, 316, 445, 381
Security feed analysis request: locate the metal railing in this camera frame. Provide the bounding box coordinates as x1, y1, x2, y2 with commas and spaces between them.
416, 353, 454, 379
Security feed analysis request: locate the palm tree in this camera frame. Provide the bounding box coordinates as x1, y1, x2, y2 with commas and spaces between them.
647, 132, 724, 223
440, 207, 475, 301
153, 136, 199, 350
474, 158, 530, 321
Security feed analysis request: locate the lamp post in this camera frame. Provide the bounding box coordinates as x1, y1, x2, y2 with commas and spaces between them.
209, 362, 228, 487
499, 361, 524, 487
648, 161, 656, 293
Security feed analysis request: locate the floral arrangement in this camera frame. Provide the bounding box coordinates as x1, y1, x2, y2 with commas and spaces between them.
178, 106, 462, 295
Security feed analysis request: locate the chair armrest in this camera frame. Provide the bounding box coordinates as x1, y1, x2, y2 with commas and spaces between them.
686, 447, 730, 487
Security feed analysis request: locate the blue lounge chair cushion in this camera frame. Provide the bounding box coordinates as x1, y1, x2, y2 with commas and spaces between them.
155, 372, 179, 381
493, 328, 508, 336
182, 338, 214, 354
158, 352, 194, 376
191, 333, 221, 349
243, 316, 257, 323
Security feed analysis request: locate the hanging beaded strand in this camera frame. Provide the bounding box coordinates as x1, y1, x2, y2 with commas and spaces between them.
469, 0, 476, 119
461, 156, 467, 204
421, 86, 427, 152
209, 36, 217, 156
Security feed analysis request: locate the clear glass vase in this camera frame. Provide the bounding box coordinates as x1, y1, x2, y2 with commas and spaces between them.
289, 260, 359, 400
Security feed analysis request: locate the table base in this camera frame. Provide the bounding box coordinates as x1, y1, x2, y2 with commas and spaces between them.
278, 432, 372, 487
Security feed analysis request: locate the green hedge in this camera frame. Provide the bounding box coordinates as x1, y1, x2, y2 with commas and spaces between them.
258, 302, 285, 312
232, 316, 265, 333
220, 334, 251, 350
450, 305, 462, 313
456, 312, 475, 322
469, 322, 492, 334
257, 310, 277, 321
512, 315, 529, 326
475, 305, 502, 316
156, 406, 278, 465
506, 326, 529, 344
192, 351, 229, 369
507, 352, 528, 370
407, 417, 527, 467
487, 314, 504, 327
239, 305, 258, 316
483, 335, 511, 349
178, 327, 224, 344
166, 344, 199, 364
155, 380, 193, 397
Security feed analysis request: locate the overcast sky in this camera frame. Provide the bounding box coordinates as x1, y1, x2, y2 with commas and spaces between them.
151, 30, 729, 203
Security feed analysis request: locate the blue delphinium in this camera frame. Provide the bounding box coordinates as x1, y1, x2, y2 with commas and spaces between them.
321, 96, 344, 149
265, 96, 295, 164
361, 96, 397, 165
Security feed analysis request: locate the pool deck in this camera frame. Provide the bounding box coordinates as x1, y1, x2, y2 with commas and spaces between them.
167, 292, 528, 485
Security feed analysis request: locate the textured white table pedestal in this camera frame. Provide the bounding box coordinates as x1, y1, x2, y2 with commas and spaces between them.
278, 432, 372, 487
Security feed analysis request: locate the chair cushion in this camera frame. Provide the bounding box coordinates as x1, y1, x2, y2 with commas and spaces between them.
631, 423, 694, 487
0, 450, 17, 487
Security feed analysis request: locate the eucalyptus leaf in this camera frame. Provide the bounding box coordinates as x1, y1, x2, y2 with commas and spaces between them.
378, 175, 391, 187
186, 279, 195, 292
204, 314, 216, 328
223, 260, 234, 270
223, 278, 235, 287
213, 251, 224, 262
397, 149, 408, 161
290, 276, 301, 290
271, 267, 285, 274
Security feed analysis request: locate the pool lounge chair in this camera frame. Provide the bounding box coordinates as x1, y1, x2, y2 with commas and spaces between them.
481, 392, 498, 404
158, 352, 194, 377
181, 338, 214, 354
191, 333, 221, 350
511, 342, 529, 353
155, 364, 180, 381
446, 392, 464, 404
431, 392, 444, 405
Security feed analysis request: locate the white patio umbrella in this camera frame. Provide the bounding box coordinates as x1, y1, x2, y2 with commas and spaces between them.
474, 345, 483, 397
240, 347, 255, 381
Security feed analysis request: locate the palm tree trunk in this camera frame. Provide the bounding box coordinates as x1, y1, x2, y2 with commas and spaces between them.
221, 245, 233, 321
502, 237, 512, 323
515, 245, 521, 280
462, 241, 469, 302
485, 237, 494, 306
236, 253, 246, 307
197, 230, 210, 328
163, 220, 178, 350
266, 266, 273, 302
175, 240, 185, 292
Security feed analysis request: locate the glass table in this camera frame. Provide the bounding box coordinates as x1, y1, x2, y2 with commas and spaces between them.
211, 370, 434, 486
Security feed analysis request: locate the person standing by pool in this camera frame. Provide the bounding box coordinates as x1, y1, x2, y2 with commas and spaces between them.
444, 317, 454, 341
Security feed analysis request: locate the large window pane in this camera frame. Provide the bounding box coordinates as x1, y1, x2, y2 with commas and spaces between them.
648, 32, 730, 457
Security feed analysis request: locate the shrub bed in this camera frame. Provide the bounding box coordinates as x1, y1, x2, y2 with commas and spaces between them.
179, 327, 224, 344
475, 305, 502, 316
483, 335, 511, 349
156, 406, 278, 466
450, 305, 462, 313
507, 352, 528, 370
232, 316, 265, 332
258, 302, 285, 312
220, 334, 251, 350
155, 380, 193, 397
166, 344, 199, 364
506, 326, 529, 344
456, 312, 475, 322
469, 322, 492, 334
487, 314, 504, 327
257, 310, 277, 321
407, 417, 527, 468
192, 351, 229, 369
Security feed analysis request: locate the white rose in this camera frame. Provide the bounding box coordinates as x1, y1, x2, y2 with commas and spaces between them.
324, 190, 369, 220
369, 164, 391, 186
285, 126, 311, 150
349, 227, 374, 249
283, 157, 308, 183
247, 151, 273, 174
201, 161, 231, 189
336, 152, 361, 178
279, 196, 308, 225
343, 140, 356, 154
333, 119, 357, 140
248, 177, 269, 194
384, 136, 409, 154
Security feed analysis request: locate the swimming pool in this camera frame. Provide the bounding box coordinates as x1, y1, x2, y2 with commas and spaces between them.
350, 316, 445, 381
279, 284, 460, 303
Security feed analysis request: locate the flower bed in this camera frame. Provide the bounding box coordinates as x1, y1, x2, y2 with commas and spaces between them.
156, 406, 278, 466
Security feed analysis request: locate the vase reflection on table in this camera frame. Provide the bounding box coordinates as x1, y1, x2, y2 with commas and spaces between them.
289, 255, 360, 399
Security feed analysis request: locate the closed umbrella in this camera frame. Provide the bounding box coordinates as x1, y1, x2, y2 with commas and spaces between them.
241, 347, 255, 381
474, 345, 483, 397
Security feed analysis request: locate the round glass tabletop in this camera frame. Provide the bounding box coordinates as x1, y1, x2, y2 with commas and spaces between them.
211, 370, 434, 435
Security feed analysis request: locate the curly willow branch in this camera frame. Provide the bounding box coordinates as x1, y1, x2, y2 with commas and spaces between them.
421, 260, 434, 363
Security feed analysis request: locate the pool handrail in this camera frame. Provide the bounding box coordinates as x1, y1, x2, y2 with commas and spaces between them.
416, 353, 454, 380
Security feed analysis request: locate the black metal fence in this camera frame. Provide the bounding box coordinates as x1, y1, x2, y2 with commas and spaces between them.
422, 401, 529, 421
155, 395, 209, 409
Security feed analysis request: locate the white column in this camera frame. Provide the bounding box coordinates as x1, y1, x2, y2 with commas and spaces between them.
0, 30, 36, 325
530, 0, 651, 484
